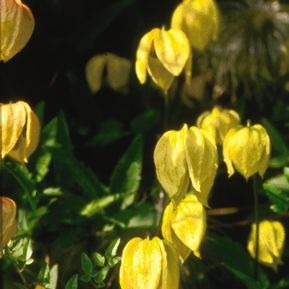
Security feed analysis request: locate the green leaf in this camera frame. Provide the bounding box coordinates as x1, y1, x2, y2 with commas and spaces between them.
81, 253, 93, 275
205, 234, 269, 289
110, 134, 143, 207
93, 266, 110, 283
108, 256, 121, 267
92, 252, 105, 267
37, 264, 50, 283
65, 274, 78, 289
48, 264, 59, 289
130, 109, 160, 133
105, 238, 120, 259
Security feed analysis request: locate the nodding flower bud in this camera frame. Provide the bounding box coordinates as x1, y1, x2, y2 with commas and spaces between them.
171, 0, 219, 50
1, 197, 17, 257
162, 194, 206, 262
197, 106, 240, 144
0, 101, 40, 163
119, 237, 180, 289
247, 220, 285, 270
135, 27, 190, 92
0, 0, 35, 62
223, 123, 270, 180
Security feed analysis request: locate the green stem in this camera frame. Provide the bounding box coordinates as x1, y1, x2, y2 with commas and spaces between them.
253, 175, 260, 280
163, 92, 170, 130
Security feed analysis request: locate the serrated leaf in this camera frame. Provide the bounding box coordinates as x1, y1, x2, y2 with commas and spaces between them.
65, 274, 78, 289
81, 253, 93, 275
110, 135, 143, 207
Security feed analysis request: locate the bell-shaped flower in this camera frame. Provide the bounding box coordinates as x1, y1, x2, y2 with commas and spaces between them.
0, 197, 17, 256
197, 106, 240, 144
0, 0, 35, 62
85, 53, 131, 94
247, 220, 285, 270
171, 0, 219, 50
119, 236, 180, 289
0, 101, 40, 163
154, 124, 218, 206
223, 123, 271, 180
135, 27, 190, 92
162, 194, 206, 261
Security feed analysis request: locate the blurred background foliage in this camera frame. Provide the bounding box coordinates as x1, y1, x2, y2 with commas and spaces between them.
1, 0, 289, 288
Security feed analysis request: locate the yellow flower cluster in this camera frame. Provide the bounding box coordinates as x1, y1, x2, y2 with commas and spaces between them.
135, 0, 220, 92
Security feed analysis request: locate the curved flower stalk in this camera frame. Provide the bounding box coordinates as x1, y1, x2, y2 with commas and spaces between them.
197, 106, 240, 144
0, 101, 40, 163
85, 53, 131, 94
0, 197, 17, 257
0, 0, 35, 62
135, 27, 190, 92
223, 122, 271, 180
171, 0, 219, 51
247, 220, 285, 270
154, 124, 218, 206
119, 237, 180, 289
161, 194, 206, 261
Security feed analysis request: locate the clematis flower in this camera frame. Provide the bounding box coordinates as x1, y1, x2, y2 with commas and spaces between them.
0, 0, 35, 62
135, 27, 190, 92
154, 124, 217, 206
247, 220, 285, 270
171, 0, 219, 50
119, 236, 180, 289
223, 122, 271, 180
161, 194, 206, 261
85, 53, 131, 94
197, 106, 240, 144
0, 100, 40, 163
0, 197, 17, 257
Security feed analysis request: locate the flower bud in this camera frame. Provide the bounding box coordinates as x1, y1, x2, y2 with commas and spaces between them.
135, 27, 190, 91
162, 194, 206, 261
171, 0, 219, 50
223, 123, 271, 180
197, 106, 240, 144
0, 101, 40, 163
1, 197, 17, 256
0, 0, 35, 62
119, 237, 180, 289
247, 220, 285, 270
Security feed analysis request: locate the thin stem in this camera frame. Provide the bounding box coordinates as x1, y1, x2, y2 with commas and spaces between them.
253, 175, 260, 280
163, 92, 170, 130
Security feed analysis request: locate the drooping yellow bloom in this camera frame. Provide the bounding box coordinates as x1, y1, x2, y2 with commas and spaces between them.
0, 101, 40, 163
171, 0, 219, 50
0, 0, 35, 62
85, 53, 131, 93
247, 220, 285, 270
0, 197, 17, 256
223, 123, 270, 180
135, 27, 190, 91
162, 194, 206, 261
154, 124, 217, 206
119, 237, 180, 289
197, 106, 240, 144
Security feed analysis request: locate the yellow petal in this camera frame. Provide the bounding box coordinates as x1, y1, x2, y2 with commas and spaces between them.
153, 28, 190, 76
171, 194, 206, 257
135, 28, 159, 84
85, 54, 107, 93
0, 102, 26, 160
185, 126, 218, 206
154, 125, 189, 205
106, 53, 131, 92
0, 0, 35, 62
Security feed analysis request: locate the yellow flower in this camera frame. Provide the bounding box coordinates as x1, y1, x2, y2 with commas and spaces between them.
247, 220, 285, 270
171, 0, 219, 50
135, 27, 190, 92
154, 124, 217, 206
0, 0, 35, 62
119, 237, 180, 289
161, 194, 206, 261
85, 53, 131, 94
197, 106, 240, 144
0, 197, 17, 257
0, 101, 40, 163
223, 123, 270, 180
